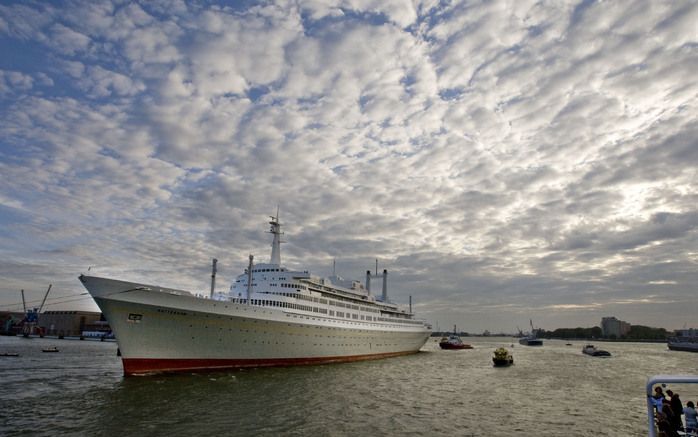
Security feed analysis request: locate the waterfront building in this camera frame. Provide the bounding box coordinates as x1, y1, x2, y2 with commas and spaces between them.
0, 310, 112, 338
674, 328, 697, 337
40, 311, 111, 337
601, 316, 631, 338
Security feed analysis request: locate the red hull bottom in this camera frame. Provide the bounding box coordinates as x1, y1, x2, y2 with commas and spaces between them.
122, 351, 418, 375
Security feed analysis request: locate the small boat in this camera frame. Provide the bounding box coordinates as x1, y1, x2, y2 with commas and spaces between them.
667, 330, 698, 352
518, 336, 543, 346
0, 352, 19, 357
41, 347, 59, 353
439, 326, 473, 350
492, 347, 513, 366
582, 344, 611, 357
518, 319, 543, 346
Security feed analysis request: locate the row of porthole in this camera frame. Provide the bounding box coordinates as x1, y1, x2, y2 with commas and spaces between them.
202, 326, 389, 340
286, 313, 409, 328
187, 319, 419, 339
197, 310, 417, 331
207, 302, 418, 327
188, 323, 415, 341
189, 319, 409, 335
211, 333, 404, 345
188, 333, 408, 348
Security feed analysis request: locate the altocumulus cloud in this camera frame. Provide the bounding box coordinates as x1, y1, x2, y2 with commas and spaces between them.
0, 0, 696, 332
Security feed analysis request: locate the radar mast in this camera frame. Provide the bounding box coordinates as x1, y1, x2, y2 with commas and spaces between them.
269, 207, 284, 265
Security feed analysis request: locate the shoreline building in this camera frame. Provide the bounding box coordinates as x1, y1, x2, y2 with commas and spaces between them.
0, 310, 111, 338
601, 316, 631, 338
41, 311, 111, 338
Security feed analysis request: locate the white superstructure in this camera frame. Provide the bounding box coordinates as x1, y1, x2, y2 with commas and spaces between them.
79, 213, 432, 375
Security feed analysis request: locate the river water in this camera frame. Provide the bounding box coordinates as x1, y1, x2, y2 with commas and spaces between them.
1, 335, 697, 436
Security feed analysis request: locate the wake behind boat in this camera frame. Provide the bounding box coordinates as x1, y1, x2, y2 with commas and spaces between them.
79, 213, 432, 375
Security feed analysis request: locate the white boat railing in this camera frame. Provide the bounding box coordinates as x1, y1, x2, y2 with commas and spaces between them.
646, 375, 698, 437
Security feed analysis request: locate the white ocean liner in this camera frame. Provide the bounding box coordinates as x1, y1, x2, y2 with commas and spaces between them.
79, 213, 432, 375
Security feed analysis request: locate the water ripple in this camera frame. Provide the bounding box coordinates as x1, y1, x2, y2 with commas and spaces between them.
2, 336, 697, 436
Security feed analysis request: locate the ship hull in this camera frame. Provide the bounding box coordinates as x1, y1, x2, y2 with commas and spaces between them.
80, 275, 431, 375
668, 343, 698, 353
518, 338, 543, 346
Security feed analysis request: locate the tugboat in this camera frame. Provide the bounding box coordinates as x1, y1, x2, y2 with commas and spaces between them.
582, 344, 611, 357
492, 347, 514, 366
439, 326, 473, 350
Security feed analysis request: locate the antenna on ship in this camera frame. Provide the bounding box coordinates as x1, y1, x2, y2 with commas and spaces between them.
382, 268, 388, 303
246, 255, 253, 305
269, 207, 284, 265
368, 259, 389, 302
365, 270, 371, 296
210, 258, 217, 298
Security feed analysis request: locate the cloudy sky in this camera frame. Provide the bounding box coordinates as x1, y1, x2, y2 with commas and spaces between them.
0, 0, 696, 334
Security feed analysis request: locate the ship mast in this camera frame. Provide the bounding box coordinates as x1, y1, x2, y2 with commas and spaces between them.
269, 208, 284, 265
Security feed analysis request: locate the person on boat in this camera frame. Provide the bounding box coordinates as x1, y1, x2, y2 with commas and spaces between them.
656, 410, 675, 437
683, 401, 697, 435
653, 387, 667, 412
660, 400, 680, 437
666, 390, 684, 432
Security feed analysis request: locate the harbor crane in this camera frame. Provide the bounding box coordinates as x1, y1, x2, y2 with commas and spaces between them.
21, 284, 52, 337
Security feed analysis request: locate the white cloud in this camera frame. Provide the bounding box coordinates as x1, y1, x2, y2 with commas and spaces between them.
49, 23, 90, 55
79, 65, 146, 98
0, 70, 34, 94
0, 0, 696, 332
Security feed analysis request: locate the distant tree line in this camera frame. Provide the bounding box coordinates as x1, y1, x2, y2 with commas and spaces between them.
540, 326, 602, 339
540, 325, 668, 340
621, 325, 668, 340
